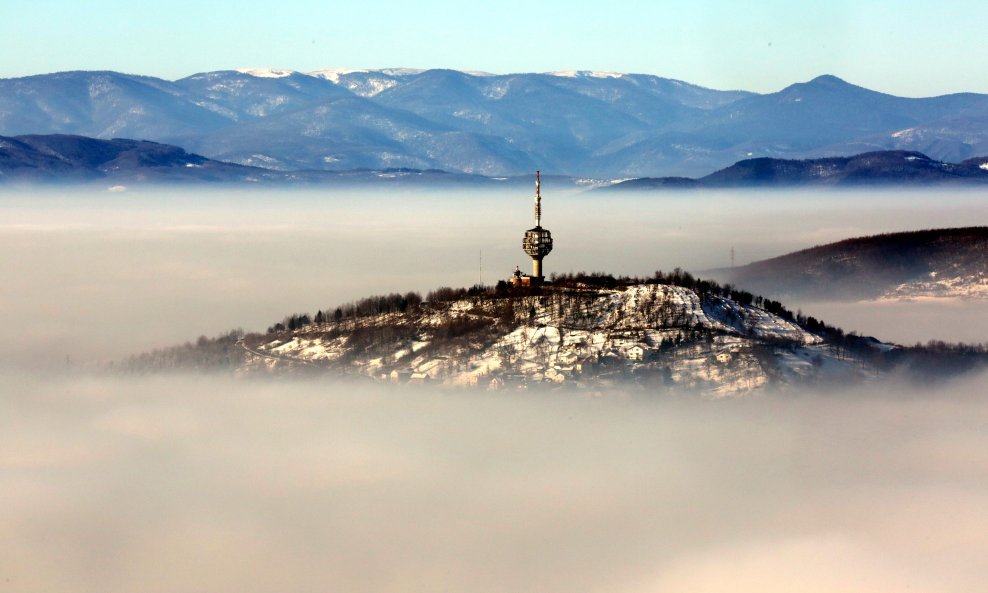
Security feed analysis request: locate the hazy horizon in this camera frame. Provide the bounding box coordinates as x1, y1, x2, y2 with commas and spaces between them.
3, 67, 986, 99
5, 1, 988, 97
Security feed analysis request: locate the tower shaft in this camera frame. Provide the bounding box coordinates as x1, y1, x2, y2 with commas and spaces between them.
521, 170, 553, 284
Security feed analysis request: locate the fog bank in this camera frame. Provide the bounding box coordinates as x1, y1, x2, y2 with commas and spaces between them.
2, 186, 988, 369
3, 372, 987, 593
793, 298, 988, 345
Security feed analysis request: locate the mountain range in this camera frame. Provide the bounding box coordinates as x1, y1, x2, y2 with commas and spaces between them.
4, 68, 988, 177
5, 133, 988, 189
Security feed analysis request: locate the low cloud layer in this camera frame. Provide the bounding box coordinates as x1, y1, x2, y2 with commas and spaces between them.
3, 186, 988, 590
3, 372, 988, 593
2, 187, 988, 370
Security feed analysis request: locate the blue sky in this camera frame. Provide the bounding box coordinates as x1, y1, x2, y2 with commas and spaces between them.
2, 0, 986, 96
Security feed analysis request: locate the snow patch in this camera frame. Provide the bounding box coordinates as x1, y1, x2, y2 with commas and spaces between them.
979, 163, 988, 171
483, 81, 510, 99
359, 78, 398, 96
547, 70, 626, 79
377, 68, 425, 76
883, 274, 988, 300
308, 68, 369, 83
452, 109, 492, 124
236, 68, 296, 79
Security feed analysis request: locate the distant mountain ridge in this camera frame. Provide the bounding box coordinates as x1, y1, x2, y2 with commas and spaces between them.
0, 134, 264, 182
0, 133, 601, 187
4, 135, 987, 188
710, 227, 988, 301
606, 151, 988, 189
3, 69, 988, 177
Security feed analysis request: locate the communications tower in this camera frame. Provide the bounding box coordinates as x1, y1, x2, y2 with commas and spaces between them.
522, 171, 553, 284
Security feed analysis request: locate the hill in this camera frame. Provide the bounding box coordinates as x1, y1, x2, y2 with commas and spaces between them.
711, 227, 988, 301
122, 273, 988, 396
604, 151, 988, 189
4, 69, 988, 177
0, 134, 271, 182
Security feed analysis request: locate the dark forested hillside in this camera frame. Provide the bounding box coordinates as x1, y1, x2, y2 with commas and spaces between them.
711, 227, 988, 300
0, 134, 267, 182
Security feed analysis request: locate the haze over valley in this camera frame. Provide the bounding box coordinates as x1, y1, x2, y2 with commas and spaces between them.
5, 371, 988, 593
3, 187, 988, 371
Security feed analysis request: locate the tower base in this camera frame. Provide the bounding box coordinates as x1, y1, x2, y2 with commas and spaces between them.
510, 267, 545, 287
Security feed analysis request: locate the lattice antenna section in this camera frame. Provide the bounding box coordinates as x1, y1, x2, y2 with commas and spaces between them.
535, 170, 541, 226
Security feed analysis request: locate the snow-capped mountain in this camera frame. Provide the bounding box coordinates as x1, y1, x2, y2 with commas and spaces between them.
3, 68, 988, 177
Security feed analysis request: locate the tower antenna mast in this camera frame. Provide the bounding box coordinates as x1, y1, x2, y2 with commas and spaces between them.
535, 170, 541, 227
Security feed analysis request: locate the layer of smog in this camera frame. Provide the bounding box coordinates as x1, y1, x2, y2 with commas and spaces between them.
3, 185, 988, 591
2, 186, 988, 371
3, 372, 988, 593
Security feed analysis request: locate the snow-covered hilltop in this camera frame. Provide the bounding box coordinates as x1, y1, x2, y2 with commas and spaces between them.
123, 273, 988, 395
232, 279, 886, 397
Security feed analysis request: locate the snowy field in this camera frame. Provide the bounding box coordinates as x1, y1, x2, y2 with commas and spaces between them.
3, 186, 988, 592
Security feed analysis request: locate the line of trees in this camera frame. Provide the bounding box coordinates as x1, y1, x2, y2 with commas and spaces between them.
120, 329, 246, 372
267, 292, 423, 333
426, 284, 491, 302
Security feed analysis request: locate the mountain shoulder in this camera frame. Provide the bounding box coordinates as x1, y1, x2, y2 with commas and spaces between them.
603, 151, 988, 190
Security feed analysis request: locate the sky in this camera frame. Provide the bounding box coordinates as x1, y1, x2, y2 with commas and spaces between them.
2, 0, 987, 96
